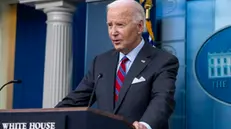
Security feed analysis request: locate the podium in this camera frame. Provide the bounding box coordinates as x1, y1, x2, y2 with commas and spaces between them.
0, 107, 134, 129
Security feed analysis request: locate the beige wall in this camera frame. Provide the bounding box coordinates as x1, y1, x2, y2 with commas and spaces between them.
0, 4, 17, 109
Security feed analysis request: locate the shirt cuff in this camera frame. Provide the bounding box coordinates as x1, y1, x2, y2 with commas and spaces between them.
139, 121, 152, 129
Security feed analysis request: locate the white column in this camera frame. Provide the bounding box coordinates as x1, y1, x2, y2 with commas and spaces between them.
220, 58, 224, 77
214, 58, 218, 77
42, 7, 75, 108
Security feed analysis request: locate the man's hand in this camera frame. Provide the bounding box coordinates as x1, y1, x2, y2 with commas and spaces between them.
133, 121, 147, 129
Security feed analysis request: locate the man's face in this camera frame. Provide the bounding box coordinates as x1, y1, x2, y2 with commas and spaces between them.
107, 6, 143, 54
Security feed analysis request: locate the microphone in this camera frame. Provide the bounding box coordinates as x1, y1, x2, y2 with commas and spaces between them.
0, 80, 22, 91
88, 73, 103, 108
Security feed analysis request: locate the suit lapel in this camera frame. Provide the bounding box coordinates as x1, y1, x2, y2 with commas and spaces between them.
114, 43, 155, 113
104, 51, 119, 112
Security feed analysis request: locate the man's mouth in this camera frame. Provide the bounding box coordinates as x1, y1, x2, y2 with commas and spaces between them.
113, 40, 121, 44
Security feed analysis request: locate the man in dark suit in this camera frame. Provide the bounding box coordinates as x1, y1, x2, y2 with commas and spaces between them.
56, 0, 179, 129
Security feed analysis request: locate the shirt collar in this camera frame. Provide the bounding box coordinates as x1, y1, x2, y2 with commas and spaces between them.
119, 38, 145, 62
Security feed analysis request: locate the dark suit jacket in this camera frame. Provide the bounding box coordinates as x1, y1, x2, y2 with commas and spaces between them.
56, 43, 179, 129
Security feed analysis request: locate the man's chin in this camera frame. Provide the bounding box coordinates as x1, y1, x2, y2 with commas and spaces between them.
114, 47, 130, 54
114, 46, 122, 51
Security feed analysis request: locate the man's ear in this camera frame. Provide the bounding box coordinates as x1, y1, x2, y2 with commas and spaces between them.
137, 20, 144, 34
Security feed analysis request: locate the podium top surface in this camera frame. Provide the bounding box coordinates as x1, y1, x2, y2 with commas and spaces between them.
0, 107, 129, 124
0, 107, 90, 113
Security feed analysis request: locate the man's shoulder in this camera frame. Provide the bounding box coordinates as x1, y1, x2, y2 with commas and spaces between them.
149, 46, 179, 63
155, 47, 177, 58
146, 47, 179, 72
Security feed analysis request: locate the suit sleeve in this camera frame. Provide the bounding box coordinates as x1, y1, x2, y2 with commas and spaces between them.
55, 56, 97, 108
140, 55, 179, 129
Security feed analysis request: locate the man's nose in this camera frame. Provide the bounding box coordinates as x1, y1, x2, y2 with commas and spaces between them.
111, 27, 118, 36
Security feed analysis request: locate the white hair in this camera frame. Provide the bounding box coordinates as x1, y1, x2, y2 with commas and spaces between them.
107, 0, 146, 28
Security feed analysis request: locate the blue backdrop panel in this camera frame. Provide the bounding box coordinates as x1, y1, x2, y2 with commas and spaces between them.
13, 4, 46, 108
186, 1, 215, 129
84, 1, 113, 72
72, 2, 86, 89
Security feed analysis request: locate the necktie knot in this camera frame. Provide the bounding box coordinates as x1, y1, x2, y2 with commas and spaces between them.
121, 56, 129, 64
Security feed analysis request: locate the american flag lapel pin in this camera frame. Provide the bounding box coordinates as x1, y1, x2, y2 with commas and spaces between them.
141, 60, 146, 63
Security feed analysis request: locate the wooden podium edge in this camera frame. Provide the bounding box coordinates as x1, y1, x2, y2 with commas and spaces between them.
0, 107, 125, 122
88, 108, 135, 129
0, 107, 135, 128
0, 107, 88, 112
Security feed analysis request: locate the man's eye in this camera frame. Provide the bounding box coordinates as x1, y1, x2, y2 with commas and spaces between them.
117, 24, 125, 27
